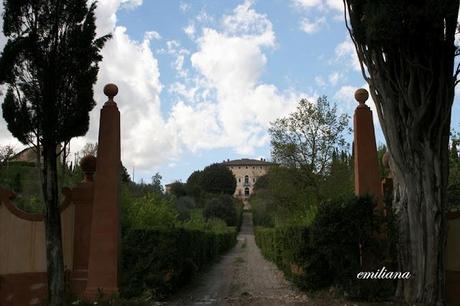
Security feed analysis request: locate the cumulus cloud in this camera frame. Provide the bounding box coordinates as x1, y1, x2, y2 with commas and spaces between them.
293, 0, 343, 12
300, 17, 326, 34
169, 0, 304, 155
334, 84, 380, 124
292, 0, 344, 34
334, 37, 361, 71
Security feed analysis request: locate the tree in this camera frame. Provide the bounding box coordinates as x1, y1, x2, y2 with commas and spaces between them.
200, 163, 236, 195
0, 1, 110, 304
80, 142, 98, 157
169, 181, 187, 198
121, 163, 131, 183
0, 144, 15, 165
185, 170, 204, 200
151, 172, 163, 194
269, 96, 350, 197
203, 194, 237, 226
343, 1, 459, 304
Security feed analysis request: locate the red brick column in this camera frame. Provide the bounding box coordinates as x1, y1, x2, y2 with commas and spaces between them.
353, 88, 384, 213
71, 155, 96, 296
84, 84, 121, 299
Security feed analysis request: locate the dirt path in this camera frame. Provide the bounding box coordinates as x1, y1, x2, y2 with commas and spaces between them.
165, 212, 310, 306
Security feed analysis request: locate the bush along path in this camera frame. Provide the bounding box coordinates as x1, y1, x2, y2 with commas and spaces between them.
165, 212, 309, 306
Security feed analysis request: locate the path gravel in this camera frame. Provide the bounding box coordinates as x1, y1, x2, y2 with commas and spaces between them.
165, 212, 310, 306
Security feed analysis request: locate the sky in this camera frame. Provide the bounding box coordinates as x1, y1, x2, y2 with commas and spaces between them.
0, 0, 459, 186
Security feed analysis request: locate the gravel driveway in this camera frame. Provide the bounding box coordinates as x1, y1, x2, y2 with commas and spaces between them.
165, 212, 310, 306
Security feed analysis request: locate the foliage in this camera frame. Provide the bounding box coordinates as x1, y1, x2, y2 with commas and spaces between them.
175, 196, 196, 221
150, 173, 163, 194
168, 181, 187, 198
269, 96, 350, 183
121, 164, 132, 183
185, 170, 204, 202
199, 163, 236, 195
203, 194, 238, 226
344, 1, 459, 303
0, 144, 15, 165
255, 196, 397, 301
121, 226, 237, 299
0, 1, 110, 303
122, 192, 177, 230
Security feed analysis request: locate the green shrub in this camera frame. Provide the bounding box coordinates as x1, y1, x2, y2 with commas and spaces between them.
203, 194, 238, 226
123, 192, 177, 230
255, 196, 396, 301
121, 226, 237, 299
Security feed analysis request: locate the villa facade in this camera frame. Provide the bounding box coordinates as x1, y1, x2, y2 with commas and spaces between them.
221, 158, 274, 201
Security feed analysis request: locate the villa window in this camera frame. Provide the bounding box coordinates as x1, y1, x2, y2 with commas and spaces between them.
238, 178, 241, 182
244, 175, 249, 184
244, 187, 250, 196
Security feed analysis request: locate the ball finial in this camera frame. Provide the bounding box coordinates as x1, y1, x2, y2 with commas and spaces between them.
80, 155, 97, 182
104, 83, 118, 101
354, 88, 369, 105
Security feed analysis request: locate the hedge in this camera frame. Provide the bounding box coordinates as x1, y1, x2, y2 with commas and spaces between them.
121, 227, 237, 299
254, 196, 397, 300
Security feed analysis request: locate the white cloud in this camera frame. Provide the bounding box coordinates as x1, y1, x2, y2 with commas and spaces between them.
300, 17, 326, 34
88, 24, 181, 170
315, 76, 326, 87
292, 0, 322, 9
329, 71, 341, 86
292, 0, 343, 35
293, 0, 343, 12
334, 84, 379, 124
168, 1, 305, 155
335, 37, 361, 71
93, 0, 143, 36
144, 31, 161, 41
179, 2, 191, 12
184, 24, 196, 39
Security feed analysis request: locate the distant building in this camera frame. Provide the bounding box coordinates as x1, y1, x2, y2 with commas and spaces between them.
9, 147, 39, 163
221, 158, 274, 201
8, 145, 63, 165
164, 183, 173, 194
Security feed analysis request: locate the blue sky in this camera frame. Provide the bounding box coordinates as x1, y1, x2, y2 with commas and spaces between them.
0, 0, 459, 186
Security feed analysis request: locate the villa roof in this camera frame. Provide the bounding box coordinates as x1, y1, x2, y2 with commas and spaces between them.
220, 158, 275, 166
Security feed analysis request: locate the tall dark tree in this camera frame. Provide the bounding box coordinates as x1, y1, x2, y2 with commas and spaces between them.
0, 1, 110, 304
200, 163, 236, 195
343, 1, 459, 304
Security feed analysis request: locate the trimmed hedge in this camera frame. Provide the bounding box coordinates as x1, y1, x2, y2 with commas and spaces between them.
255, 196, 396, 300
121, 227, 237, 299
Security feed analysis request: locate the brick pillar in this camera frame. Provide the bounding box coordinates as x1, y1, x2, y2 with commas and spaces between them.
353, 88, 384, 213
84, 84, 121, 299
71, 155, 96, 296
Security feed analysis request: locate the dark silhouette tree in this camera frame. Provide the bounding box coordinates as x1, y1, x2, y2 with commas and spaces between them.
200, 163, 236, 195
169, 181, 187, 198
343, 1, 459, 304
0, 1, 110, 304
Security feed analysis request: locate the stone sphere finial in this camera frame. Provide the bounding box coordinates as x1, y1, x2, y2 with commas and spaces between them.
80, 155, 97, 182
355, 88, 369, 105
104, 83, 118, 101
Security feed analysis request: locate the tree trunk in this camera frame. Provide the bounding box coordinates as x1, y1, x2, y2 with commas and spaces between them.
41, 142, 65, 306
343, 2, 459, 303
389, 127, 450, 305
